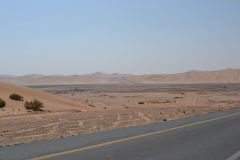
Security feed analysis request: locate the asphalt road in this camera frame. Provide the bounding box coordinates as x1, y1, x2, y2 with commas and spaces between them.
1, 108, 240, 160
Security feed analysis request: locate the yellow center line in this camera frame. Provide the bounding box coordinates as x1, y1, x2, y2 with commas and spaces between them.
29, 112, 240, 160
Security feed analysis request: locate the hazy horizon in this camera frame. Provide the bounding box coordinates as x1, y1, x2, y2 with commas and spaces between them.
1, 0, 240, 75
0, 68, 239, 77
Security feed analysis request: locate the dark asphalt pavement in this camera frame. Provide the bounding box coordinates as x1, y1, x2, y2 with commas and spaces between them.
1, 108, 240, 160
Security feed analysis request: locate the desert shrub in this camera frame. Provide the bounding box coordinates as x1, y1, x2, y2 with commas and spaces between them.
174, 96, 183, 99
0, 98, 6, 108
153, 100, 171, 104
24, 99, 44, 111
138, 102, 144, 104
89, 104, 96, 107
9, 93, 23, 101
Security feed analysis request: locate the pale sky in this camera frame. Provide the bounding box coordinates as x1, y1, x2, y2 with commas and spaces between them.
0, 0, 239, 75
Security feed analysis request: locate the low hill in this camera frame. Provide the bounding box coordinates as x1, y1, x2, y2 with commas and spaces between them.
129, 69, 240, 84
0, 81, 91, 115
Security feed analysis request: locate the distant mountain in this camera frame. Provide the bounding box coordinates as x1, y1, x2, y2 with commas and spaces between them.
0, 68, 240, 86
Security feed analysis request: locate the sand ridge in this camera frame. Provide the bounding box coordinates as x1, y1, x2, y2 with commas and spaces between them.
0, 81, 93, 115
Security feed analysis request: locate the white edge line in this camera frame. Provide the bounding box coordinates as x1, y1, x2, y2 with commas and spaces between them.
226, 150, 240, 160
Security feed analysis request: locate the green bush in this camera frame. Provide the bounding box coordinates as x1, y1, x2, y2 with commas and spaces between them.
0, 98, 6, 108
138, 102, 144, 104
24, 99, 44, 111
9, 93, 23, 101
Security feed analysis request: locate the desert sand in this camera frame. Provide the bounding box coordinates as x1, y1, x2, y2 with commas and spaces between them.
0, 82, 240, 146
0, 81, 92, 116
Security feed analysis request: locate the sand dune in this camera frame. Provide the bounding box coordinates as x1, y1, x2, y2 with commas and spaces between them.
0, 68, 240, 85
129, 68, 240, 84
0, 81, 91, 114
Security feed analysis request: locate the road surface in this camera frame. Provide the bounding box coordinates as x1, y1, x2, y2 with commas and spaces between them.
1, 108, 240, 160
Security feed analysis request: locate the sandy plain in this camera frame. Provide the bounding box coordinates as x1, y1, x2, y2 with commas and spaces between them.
0, 83, 240, 146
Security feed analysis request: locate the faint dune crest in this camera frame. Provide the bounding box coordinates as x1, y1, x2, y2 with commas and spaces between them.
0, 81, 92, 112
